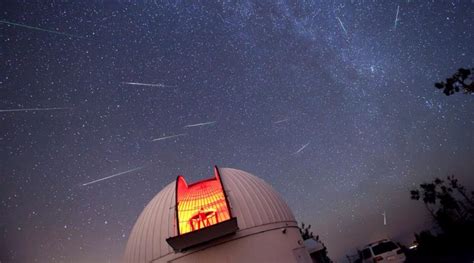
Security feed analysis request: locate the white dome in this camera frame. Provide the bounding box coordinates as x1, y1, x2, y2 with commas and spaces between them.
124, 167, 296, 263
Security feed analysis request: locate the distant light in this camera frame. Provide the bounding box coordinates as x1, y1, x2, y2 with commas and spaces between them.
409, 244, 418, 250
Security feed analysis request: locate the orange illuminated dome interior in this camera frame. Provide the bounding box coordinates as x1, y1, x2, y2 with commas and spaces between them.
175, 167, 232, 235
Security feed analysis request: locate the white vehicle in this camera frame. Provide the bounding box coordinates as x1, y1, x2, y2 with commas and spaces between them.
360, 239, 406, 263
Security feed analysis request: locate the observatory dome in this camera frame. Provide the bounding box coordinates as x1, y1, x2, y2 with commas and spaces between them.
124, 167, 310, 263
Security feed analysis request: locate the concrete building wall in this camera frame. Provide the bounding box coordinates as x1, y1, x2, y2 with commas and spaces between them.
161, 227, 309, 263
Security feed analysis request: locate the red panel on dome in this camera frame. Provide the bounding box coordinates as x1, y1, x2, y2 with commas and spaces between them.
175, 167, 232, 235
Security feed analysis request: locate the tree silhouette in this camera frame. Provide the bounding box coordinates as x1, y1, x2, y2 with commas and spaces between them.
298, 222, 332, 263
448, 175, 474, 209
299, 222, 314, 240
410, 175, 474, 259
435, 68, 474, 96
410, 176, 473, 229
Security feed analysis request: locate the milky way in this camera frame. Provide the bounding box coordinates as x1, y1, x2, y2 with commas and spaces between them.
1, 1, 473, 262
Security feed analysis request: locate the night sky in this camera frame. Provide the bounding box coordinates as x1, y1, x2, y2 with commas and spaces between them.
1, 1, 474, 262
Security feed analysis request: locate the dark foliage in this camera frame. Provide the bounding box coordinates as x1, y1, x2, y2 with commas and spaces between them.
435, 68, 474, 96
409, 176, 474, 261
299, 222, 315, 240
298, 222, 332, 263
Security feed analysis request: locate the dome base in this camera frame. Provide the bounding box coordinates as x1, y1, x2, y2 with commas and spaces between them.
166, 217, 238, 252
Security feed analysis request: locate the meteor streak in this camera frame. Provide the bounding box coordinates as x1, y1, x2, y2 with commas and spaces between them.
394, 5, 400, 30
184, 121, 216, 128
293, 142, 310, 155
274, 118, 289, 124
0, 20, 83, 38
122, 82, 175, 87
81, 166, 144, 186
152, 133, 187, 142
0, 107, 72, 113
336, 17, 348, 36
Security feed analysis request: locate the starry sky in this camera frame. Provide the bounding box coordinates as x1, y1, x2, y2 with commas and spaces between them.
1, 1, 473, 262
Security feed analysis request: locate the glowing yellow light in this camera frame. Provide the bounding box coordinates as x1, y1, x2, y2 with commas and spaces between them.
176, 169, 231, 235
